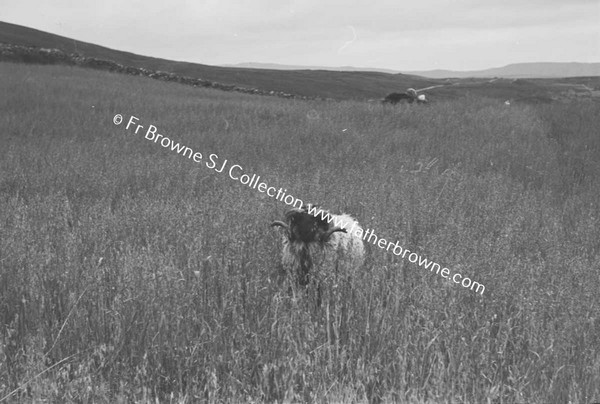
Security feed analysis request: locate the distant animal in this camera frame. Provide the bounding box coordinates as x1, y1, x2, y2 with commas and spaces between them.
271, 204, 365, 287
382, 92, 415, 104
382, 88, 427, 104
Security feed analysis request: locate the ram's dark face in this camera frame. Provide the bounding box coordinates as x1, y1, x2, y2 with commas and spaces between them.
271, 206, 346, 244
286, 210, 328, 243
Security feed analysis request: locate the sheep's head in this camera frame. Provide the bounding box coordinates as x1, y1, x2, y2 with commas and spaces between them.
271, 205, 346, 243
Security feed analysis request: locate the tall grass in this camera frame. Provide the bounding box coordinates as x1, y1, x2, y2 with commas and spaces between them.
1, 62, 599, 403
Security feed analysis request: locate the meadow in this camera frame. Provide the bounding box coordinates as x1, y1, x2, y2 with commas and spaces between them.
0, 62, 599, 403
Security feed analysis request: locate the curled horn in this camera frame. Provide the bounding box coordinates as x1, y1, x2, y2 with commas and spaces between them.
322, 226, 347, 242
270, 220, 289, 229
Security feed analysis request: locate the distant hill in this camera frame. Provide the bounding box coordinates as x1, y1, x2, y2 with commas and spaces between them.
222, 62, 400, 74
222, 62, 600, 79
406, 63, 600, 79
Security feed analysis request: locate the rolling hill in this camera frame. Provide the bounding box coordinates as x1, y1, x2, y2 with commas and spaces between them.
1, 20, 599, 103
224, 62, 600, 80
222, 62, 401, 74
0, 21, 436, 101
407, 62, 600, 79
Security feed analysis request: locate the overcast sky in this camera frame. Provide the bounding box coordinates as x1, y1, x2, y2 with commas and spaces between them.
3, 0, 599, 71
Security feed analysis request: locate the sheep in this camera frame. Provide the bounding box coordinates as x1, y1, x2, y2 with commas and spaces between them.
382, 88, 428, 105
271, 204, 365, 287
382, 92, 415, 105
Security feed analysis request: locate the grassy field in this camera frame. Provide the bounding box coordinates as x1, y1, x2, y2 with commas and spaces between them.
1, 62, 600, 403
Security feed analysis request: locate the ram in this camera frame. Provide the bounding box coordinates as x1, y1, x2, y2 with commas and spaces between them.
271, 204, 365, 287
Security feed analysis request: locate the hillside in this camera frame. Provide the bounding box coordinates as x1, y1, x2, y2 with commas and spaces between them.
0, 21, 435, 100
2, 20, 600, 103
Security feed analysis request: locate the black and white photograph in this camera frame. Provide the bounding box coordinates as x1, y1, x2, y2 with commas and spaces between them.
1, 1, 599, 402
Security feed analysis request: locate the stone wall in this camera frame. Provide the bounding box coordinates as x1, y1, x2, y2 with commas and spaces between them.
0, 42, 326, 101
